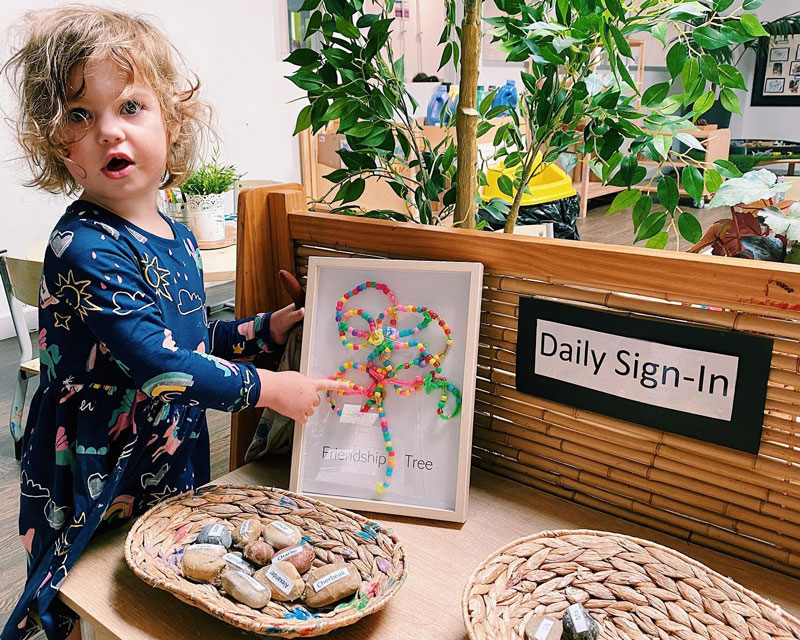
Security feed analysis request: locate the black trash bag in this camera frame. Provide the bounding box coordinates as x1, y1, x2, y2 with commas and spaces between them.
478, 194, 581, 240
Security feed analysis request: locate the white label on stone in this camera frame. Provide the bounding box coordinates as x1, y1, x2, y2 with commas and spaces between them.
223, 553, 252, 573
239, 521, 253, 535
534, 619, 555, 640
266, 565, 294, 596
240, 573, 268, 592
313, 567, 350, 592
339, 404, 378, 426
187, 543, 225, 553
270, 521, 295, 536
274, 546, 303, 562
207, 524, 226, 538
568, 604, 589, 633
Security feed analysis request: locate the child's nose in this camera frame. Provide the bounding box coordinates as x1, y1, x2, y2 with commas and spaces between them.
96, 115, 125, 144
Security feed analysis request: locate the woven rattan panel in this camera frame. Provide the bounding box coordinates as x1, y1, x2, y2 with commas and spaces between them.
293, 242, 800, 579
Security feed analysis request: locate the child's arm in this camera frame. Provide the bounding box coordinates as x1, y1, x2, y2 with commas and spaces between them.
206, 303, 303, 359
44, 227, 341, 414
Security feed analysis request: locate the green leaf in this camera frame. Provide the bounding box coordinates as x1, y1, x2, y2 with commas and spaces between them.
705, 168, 723, 193
439, 42, 453, 70
294, 104, 312, 135
335, 16, 361, 40
692, 91, 716, 119
678, 212, 703, 243
520, 72, 537, 95
666, 43, 688, 80
476, 121, 493, 138
719, 87, 741, 115
642, 82, 670, 107
497, 175, 514, 198
693, 27, 728, 50
743, 0, 766, 8
681, 58, 700, 94
682, 165, 704, 203
657, 176, 679, 213
700, 55, 719, 84
646, 231, 670, 249
606, 189, 642, 215
285, 48, 319, 67
299, 0, 320, 10
714, 159, 743, 178
393, 56, 405, 79
675, 133, 705, 152
651, 23, 668, 46
718, 64, 746, 90
740, 14, 769, 38
356, 14, 381, 28
322, 100, 350, 122
635, 211, 668, 242
632, 195, 653, 232
713, 0, 735, 10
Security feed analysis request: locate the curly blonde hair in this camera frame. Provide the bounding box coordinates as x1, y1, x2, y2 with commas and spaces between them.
3, 4, 212, 195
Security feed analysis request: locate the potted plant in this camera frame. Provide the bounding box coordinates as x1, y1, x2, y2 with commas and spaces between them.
181, 155, 243, 242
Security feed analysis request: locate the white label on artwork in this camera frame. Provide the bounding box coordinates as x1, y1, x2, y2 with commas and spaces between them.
313, 567, 349, 592
568, 604, 589, 633
270, 521, 295, 536
534, 619, 555, 640
274, 546, 303, 562
265, 565, 294, 596
534, 320, 739, 421
340, 404, 379, 426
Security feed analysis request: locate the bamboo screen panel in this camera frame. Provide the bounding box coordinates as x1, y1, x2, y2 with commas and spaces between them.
282, 210, 800, 579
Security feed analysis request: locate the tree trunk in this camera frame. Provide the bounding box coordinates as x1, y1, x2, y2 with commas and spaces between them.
454, 0, 483, 229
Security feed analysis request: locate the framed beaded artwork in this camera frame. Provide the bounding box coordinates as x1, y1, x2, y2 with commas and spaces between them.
290, 257, 483, 522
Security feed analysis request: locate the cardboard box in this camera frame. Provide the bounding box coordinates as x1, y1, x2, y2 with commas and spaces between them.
317, 132, 348, 169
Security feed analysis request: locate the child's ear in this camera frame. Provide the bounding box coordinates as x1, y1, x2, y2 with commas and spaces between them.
167, 120, 181, 146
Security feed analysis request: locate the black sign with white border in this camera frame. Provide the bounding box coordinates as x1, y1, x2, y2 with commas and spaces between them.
516, 298, 773, 454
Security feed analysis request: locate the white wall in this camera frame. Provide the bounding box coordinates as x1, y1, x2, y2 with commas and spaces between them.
734, 0, 799, 139
0, 0, 305, 337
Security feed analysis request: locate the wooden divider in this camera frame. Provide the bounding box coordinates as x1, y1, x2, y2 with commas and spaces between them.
232, 184, 800, 577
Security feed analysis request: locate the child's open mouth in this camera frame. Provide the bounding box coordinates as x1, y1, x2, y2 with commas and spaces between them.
102, 155, 135, 178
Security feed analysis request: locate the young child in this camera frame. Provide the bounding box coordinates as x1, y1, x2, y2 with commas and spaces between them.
2, 6, 347, 639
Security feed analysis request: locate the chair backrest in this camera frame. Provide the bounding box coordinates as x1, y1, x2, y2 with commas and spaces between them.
2, 256, 42, 307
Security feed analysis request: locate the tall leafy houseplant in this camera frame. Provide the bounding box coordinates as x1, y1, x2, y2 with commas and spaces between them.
485, 0, 767, 244
286, 0, 458, 225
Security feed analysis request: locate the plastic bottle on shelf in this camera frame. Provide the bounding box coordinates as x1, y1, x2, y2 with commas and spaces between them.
476, 85, 487, 108
491, 80, 518, 116
424, 84, 450, 126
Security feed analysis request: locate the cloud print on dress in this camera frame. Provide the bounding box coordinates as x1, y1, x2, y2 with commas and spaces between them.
112, 290, 154, 316
21, 470, 50, 499
177, 289, 203, 315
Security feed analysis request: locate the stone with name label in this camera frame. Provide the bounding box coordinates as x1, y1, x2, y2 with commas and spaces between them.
253, 561, 304, 602
221, 569, 271, 609
182, 544, 227, 583
524, 615, 562, 640
221, 552, 254, 576
272, 543, 315, 574
303, 563, 361, 608
262, 519, 302, 549
197, 523, 232, 549
562, 603, 598, 640
243, 540, 274, 566
232, 518, 262, 548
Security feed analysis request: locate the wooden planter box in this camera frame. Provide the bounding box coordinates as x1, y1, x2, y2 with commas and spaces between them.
233, 183, 800, 579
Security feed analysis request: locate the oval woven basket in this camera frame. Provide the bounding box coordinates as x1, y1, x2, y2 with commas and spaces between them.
462, 529, 800, 640
124, 485, 407, 637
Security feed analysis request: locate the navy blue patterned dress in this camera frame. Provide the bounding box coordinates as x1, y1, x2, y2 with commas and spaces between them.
3, 200, 276, 640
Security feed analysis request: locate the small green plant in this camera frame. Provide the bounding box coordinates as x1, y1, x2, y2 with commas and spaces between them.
181, 155, 243, 195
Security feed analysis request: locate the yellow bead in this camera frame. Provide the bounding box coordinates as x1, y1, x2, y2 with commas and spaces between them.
375, 482, 386, 494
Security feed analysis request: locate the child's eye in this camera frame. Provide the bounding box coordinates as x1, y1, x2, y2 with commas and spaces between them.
66, 108, 91, 124
121, 100, 142, 115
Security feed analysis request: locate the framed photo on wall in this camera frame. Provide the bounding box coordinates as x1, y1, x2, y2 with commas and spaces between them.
752, 33, 800, 106
290, 257, 483, 522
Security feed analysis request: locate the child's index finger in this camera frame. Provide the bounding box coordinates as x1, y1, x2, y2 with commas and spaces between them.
315, 378, 352, 393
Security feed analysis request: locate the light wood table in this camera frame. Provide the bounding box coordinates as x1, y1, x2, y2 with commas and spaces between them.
60, 458, 800, 640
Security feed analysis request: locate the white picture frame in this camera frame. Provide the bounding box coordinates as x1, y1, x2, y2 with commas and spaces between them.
290, 257, 483, 522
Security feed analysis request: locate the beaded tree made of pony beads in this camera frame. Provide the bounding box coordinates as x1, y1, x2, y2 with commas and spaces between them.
325, 281, 462, 494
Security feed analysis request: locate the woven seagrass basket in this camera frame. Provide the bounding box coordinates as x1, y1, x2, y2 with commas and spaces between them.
124, 485, 407, 637
462, 529, 800, 640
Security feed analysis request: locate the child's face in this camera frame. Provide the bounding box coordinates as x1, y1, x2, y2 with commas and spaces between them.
62, 57, 169, 211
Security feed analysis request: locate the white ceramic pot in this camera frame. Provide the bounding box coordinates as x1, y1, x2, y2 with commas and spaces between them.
186, 193, 226, 242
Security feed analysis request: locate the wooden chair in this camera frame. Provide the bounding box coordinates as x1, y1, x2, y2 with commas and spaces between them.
0, 251, 42, 460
